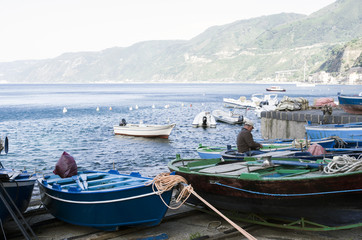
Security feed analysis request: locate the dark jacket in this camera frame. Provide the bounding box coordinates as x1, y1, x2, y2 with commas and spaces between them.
237, 127, 262, 153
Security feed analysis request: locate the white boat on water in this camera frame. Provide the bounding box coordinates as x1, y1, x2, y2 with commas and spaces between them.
192, 111, 217, 128
211, 109, 246, 124
223, 93, 278, 109
266, 86, 286, 92
114, 120, 176, 139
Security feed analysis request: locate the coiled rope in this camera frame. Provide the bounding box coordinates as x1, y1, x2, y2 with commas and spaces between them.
324, 154, 362, 174
147, 172, 257, 240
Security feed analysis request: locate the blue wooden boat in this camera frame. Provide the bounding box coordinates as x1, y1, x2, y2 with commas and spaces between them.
0, 168, 36, 222
38, 170, 173, 231
305, 122, 362, 147
197, 138, 336, 159
338, 92, 362, 114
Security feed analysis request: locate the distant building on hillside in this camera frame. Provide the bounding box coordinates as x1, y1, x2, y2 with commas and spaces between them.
346, 67, 362, 84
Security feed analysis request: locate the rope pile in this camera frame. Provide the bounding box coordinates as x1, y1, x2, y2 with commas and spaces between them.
146, 172, 193, 209
324, 155, 362, 174
148, 172, 257, 240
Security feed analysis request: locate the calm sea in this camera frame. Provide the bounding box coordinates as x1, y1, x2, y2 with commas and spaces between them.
0, 83, 358, 177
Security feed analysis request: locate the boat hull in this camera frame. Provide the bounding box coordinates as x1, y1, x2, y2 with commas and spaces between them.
169, 158, 362, 227
338, 95, 362, 114
212, 110, 244, 124
113, 124, 175, 139
192, 112, 217, 128
0, 178, 36, 221
305, 123, 362, 147
38, 171, 173, 230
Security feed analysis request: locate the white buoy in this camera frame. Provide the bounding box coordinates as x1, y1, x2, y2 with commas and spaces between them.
109, 107, 112, 111
181, 103, 184, 107
164, 104, 170, 109
96, 107, 100, 111
152, 104, 155, 109
135, 105, 139, 110
129, 107, 133, 111
63, 107, 67, 113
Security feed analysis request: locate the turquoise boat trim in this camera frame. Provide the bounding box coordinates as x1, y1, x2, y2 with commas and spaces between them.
43, 190, 161, 204
214, 182, 362, 197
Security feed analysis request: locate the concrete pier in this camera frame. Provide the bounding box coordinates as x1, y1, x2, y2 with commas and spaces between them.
260, 108, 362, 139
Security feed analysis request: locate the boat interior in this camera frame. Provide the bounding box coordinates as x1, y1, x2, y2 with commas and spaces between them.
173, 157, 328, 180
41, 171, 150, 192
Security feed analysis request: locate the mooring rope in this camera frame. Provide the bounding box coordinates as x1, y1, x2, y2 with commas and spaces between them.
324, 154, 362, 174
328, 136, 347, 148
213, 182, 362, 196
148, 172, 257, 240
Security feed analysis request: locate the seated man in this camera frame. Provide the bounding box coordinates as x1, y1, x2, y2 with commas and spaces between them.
237, 120, 263, 156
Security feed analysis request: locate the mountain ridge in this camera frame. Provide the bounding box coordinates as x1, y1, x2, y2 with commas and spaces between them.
0, 0, 361, 84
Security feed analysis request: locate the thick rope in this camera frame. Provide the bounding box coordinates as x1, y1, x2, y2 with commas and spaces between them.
328, 136, 347, 148
147, 172, 257, 240
324, 154, 362, 174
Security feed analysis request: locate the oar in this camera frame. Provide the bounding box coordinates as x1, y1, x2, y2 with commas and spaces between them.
72, 176, 84, 190
4, 136, 8, 154
80, 174, 88, 190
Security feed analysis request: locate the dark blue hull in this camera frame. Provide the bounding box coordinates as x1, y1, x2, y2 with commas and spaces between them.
38, 171, 173, 231
338, 94, 362, 114
0, 179, 36, 221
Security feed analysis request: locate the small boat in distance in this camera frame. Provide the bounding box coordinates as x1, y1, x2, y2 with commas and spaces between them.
211, 109, 246, 124
338, 92, 362, 114
38, 170, 174, 231
192, 111, 217, 128
266, 86, 286, 92
114, 120, 176, 139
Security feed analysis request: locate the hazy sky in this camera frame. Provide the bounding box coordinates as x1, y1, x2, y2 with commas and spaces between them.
0, 0, 335, 62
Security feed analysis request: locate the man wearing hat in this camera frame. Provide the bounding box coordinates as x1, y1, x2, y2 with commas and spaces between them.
237, 120, 263, 155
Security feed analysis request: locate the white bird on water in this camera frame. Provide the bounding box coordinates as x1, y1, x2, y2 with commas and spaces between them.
164, 104, 170, 109
96, 107, 100, 111
129, 106, 133, 111
63, 107, 67, 113
152, 104, 155, 109
135, 105, 139, 110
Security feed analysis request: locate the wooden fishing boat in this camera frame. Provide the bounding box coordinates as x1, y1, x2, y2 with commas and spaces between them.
0, 168, 36, 222
168, 154, 362, 228
338, 92, 362, 114
211, 109, 246, 124
113, 122, 176, 139
192, 111, 217, 128
38, 170, 173, 230
305, 122, 362, 147
196, 138, 336, 159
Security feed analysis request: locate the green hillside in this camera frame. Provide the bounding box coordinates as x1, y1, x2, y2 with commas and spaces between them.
0, 0, 361, 83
